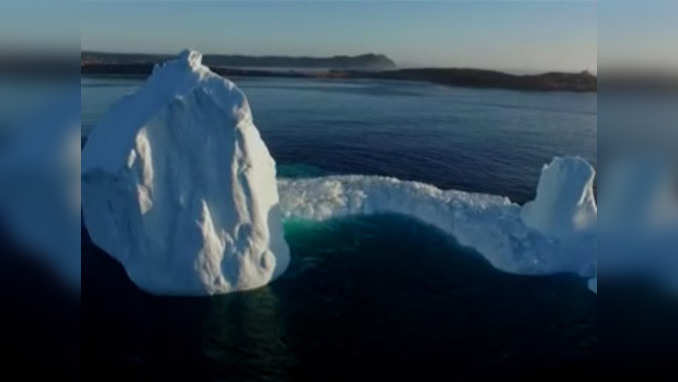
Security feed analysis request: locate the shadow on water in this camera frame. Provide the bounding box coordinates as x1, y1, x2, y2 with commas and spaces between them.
83, 213, 595, 381
0, 224, 79, 379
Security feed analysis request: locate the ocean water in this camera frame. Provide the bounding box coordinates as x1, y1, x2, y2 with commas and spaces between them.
82, 75, 596, 379
82, 76, 596, 203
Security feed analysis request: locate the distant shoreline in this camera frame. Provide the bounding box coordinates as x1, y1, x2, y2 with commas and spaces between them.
82, 51, 397, 71
82, 63, 596, 93
325, 68, 596, 92
81, 51, 596, 92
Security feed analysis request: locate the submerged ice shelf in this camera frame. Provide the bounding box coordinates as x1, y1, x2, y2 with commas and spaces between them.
82, 50, 597, 296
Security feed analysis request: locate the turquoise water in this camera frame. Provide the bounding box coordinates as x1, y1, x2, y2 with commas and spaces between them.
82, 75, 596, 379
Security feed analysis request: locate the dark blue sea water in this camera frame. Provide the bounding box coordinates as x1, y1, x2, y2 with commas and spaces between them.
81, 75, 596, 380
82, 76, 596, 203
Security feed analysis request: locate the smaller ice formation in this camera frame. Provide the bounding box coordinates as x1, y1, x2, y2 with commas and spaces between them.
521, 157, 597, 238
278, 156, 597, 290
82, 50, 289, 296
588, 277, 597, 294
521, 157, 597, 293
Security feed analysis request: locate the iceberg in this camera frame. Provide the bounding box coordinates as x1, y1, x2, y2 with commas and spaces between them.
521, 156, 597, 238
82, 50, 290, 296
588, 277, 597, 294
277, 156, 597, 285
81, 49, 597, 296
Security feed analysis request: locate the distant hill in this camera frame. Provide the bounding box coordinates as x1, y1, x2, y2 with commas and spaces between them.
332, 68, 597, 92
81, 56, 596, 92
81, 51, 397, 70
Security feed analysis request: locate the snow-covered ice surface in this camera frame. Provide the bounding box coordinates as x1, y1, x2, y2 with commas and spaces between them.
82, 50, 289, 296
278, 156, 597, 290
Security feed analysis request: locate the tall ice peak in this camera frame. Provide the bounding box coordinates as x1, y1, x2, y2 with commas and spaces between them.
178, 49, 203, 69
82, 51, 290, 296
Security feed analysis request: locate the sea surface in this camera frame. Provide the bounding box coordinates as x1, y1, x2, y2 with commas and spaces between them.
82, 75, 597, 379
82, 75, 596, 203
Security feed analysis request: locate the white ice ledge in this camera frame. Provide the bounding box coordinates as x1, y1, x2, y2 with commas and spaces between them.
277, 156, 597, 292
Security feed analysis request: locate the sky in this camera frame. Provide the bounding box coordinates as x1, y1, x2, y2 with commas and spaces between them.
3, 1, 601, 73
75, 0, 600, 73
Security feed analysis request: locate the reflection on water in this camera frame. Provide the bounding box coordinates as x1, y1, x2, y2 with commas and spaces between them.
202, 287, 297, 379
83, 214, 595, 380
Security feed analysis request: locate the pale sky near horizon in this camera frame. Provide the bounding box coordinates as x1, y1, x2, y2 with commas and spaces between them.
76, 1, 599, 73
4, 1, 599, 74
